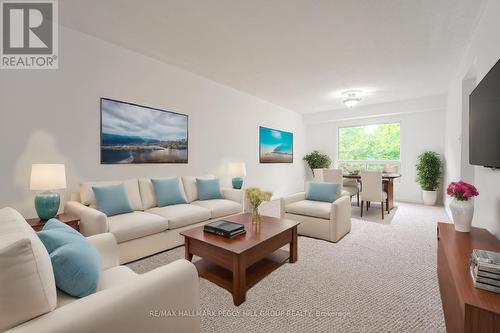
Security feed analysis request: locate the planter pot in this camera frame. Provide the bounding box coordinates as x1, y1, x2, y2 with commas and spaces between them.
422, 190, 438, 206
450, 198, 474, 232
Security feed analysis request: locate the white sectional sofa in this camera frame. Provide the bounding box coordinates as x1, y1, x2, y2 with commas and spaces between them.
0, 207, 200, 333
65, 176, 244, 263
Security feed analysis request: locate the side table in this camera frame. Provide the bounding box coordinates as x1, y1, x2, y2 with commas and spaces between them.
26, 213, 80, 232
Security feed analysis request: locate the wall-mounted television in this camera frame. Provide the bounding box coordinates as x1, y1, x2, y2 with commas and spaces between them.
100, 98, 188, 164
469, 59, 500, 168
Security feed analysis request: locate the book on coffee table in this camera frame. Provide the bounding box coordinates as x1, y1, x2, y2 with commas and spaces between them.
204, 220, 245, 238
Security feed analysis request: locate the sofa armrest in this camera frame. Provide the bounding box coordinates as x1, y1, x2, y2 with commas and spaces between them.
221, 187, 244, 205
8, 260, 200, 333
86, 233, 119, 270
330, 196, 352, 241
280, 192, 306, 217
64, 201, 108, 237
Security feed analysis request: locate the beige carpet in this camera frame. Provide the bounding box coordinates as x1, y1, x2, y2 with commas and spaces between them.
127, 202, 448, 332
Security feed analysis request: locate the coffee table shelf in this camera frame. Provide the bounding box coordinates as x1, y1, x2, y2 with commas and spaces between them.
193, 249, 290, 292
181, 213, 299, 305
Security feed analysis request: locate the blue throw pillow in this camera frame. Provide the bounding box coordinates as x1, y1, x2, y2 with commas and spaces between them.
37, 219, 101, 298
92, 183, 133, 216
151, 177, 188, 207
306, 182, 339, 203
196, 178, 224, 200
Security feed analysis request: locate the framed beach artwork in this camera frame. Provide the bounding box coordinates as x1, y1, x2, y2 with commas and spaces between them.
100, 98, 188, 164
259, 126, 293, 163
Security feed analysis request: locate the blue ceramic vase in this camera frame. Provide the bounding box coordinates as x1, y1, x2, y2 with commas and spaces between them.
232, 177, 244, 189
35, 191, 60, 220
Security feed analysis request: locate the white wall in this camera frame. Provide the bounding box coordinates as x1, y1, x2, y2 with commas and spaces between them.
444, 0, 500, 238
0, 26, 306, 218
305, 95, 447, 203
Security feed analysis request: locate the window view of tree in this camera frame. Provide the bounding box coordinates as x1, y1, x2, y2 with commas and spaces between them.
338, 123, 401, 172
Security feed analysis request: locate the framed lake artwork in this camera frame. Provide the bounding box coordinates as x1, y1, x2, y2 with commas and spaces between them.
100, 98, 188, 164
259, 126, 293, 163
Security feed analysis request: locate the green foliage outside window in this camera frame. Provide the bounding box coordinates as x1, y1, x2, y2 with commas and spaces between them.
338, 123, 401, 161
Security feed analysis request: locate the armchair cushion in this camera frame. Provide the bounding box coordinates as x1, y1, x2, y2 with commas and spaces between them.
107, 212, 168, 243
306, 182, 338, 203
37, 219, 101, 298
285, 200, 331, 219
191, 199, 242, 218
98, 266, 136, 291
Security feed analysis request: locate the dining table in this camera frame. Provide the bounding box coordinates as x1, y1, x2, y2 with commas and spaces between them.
342, 173, 401, 211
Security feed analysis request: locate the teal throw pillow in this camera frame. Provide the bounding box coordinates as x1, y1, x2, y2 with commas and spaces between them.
196, 178, 224, 200
37, 219, 101, 298
151, 177, 188, 207
92, 183, 133, 216
306, 182, 339, 203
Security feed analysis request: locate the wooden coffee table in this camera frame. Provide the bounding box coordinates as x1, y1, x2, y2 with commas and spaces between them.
180, 213, 299, 306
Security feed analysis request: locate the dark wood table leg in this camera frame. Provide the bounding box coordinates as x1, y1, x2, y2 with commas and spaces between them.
386, 179, 394, 211
290, 226, 298, 263
232, 254, 246, 306
184, 238, 193, 261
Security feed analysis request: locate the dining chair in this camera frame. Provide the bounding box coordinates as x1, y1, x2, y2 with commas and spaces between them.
360, 171, 388, 219
343, 178, 360, 206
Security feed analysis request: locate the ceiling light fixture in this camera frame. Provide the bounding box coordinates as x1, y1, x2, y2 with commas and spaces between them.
342, 90, 362, 108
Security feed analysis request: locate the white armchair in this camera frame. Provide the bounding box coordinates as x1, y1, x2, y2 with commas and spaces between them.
1, 207, 200, 333
281, 190, 351, 243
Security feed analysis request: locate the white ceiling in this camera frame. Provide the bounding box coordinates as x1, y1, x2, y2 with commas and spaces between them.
60, 0, 485, 113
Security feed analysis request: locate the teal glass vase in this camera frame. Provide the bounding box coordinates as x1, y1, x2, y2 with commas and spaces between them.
232, 177, 244, 189
35, 191, 60, 220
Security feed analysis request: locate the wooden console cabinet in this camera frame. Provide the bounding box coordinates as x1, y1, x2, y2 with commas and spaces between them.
437, 223, 500, 333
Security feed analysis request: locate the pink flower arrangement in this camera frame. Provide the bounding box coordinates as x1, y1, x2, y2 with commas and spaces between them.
446, 181, 479, 201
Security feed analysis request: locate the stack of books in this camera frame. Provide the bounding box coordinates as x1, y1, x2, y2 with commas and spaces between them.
470, 249, 500, 294
204, 220, 246, 238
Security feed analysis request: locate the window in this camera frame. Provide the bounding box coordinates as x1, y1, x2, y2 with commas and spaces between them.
338, 123, 401, 172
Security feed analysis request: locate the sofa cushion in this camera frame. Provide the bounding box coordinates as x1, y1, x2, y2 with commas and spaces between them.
0, 208, 57, 332
196, 178, 224, 200
80, 179, 143, 211
152, 177, 188, 207
92, 184, 133, 217
140, 177, 190, 210
191, 199, 242, 219
38, 219, 101, 298
181, 175, 215, 203
107, 212, 169, 243
147, 204, 210, 229
285, 200, 332, 219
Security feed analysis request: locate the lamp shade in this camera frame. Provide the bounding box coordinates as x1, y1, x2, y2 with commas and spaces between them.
30, 164, 67, 190
228, 162, 247, 177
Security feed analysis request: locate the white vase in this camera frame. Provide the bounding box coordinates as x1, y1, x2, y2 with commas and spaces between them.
450, 198, 474, 232
422, 190, 437, 206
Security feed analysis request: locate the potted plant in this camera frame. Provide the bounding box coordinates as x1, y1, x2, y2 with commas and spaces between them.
302, 151, 332, 177
245, 187, 272, 224
447, 181, 479, 232
416, 151, 442, 205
